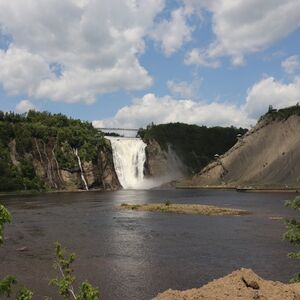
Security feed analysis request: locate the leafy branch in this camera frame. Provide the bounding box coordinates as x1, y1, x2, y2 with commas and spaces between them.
0, 204, 99, 299
284, 196, 300, 282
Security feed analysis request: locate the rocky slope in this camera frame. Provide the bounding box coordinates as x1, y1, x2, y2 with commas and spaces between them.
191, 107, 300, 188
154, 268, 300, 300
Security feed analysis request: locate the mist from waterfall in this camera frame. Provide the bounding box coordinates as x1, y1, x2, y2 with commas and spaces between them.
107, 137, 149, 189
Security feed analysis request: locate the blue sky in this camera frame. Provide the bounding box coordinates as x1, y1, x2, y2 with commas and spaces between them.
0, 0, 300, 128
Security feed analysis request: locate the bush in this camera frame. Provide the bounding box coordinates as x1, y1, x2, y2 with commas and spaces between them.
284, 196, 300, 282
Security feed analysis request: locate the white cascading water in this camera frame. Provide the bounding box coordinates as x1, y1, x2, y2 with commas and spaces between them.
73, 148, 89, 191
106, 137, 147, 189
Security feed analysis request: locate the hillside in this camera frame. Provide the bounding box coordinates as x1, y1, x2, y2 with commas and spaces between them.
0, 111, 120, 192
139, 123, 247, 175
191, 105, 300, 188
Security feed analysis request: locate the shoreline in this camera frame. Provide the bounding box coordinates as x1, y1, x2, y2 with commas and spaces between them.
0, 187, 117, 197
176, 185, 300, 193
0, 185, 299, 198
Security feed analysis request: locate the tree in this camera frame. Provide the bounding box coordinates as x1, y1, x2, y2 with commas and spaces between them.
284, 196, 300, 282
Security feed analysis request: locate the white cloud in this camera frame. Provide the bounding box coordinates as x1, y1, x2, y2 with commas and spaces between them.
15, 100, 37, 113
167, 78, 202, 98
93, 93, 253, 129
0, 46, 52, 96
94, 75, 300, 129
0, 0, 165, 103
184, 48, 220, 68
187, 0, 300, 65
282, 55, 300, 75
150, 6, 193, 56
243, 76, 300, 118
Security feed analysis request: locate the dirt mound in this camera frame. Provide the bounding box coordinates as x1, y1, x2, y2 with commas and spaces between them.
191, 114, 300, 188
154, 268, 300, 300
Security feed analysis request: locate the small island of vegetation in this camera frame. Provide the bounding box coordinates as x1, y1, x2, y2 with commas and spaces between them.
120, 202, 250, 216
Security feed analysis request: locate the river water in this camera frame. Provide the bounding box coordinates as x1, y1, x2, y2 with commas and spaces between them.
0, 189, 299, 299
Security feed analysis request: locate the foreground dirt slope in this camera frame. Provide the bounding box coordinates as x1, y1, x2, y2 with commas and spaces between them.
154, 268, 300, 300
192, 114, 300, 188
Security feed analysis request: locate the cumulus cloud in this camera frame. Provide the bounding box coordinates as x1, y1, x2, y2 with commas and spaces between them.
167, 78, 202, 98
94, 76, 300, 129
93, 93, 254, 129
15, 100, 37, 113
184, 48, 220, 68
0, 46, 52, 96
186, 0, 300, 66
243, 76, 300, 118
282, 55, 300, 75
0, 0, 165, 103
167, 79, 202, 99
150, 6, 193, 56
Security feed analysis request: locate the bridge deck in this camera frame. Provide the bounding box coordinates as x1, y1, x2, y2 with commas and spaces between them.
97, 127, 139, 131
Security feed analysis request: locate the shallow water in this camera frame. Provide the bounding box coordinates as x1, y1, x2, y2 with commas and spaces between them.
0, 189, 299, 299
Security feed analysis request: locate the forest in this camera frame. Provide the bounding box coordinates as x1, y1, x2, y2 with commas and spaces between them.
0, 111, 106, 192
139, 122, 248, 173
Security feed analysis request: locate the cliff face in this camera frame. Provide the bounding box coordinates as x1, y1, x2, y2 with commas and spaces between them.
192, 113, 300, 188
8, 137, 120, 191
144, 139, 187, 181
0, 111, 121, 192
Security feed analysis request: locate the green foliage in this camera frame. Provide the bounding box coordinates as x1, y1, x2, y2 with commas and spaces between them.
284, 196, 300, 282
77, 282, 100, 300
50, 243, 100, 299
284, 219, 300, 245
0, 110, 107, 192
286, 197, 300, 210
0, 276, 17, 297
0, 204, 11, 245
50, 243, 76, 299
15, 287, 33, 300
139, 122, 247, 173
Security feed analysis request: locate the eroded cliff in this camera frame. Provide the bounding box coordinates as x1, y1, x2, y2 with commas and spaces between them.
191, 106, 300, 188
0, 111, 120, 192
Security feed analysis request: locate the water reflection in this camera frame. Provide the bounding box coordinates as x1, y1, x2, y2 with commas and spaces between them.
0, 189, 299, 299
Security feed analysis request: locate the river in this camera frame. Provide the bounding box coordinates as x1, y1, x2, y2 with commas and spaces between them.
0, 189, 299, 299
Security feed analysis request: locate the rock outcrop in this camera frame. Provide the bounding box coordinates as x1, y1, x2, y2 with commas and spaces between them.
191, 113, 300, 188
144, 139, 187, 181
11, 137, 120, 191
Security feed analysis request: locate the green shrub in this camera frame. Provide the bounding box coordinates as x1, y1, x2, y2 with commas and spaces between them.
284, 196, 300, 282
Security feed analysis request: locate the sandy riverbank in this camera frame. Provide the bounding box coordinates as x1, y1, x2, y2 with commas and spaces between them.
154, 268, 300, 300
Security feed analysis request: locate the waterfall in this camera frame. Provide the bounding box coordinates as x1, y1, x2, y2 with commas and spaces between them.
106, 137, 147, 189
73, 148, 89, 191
